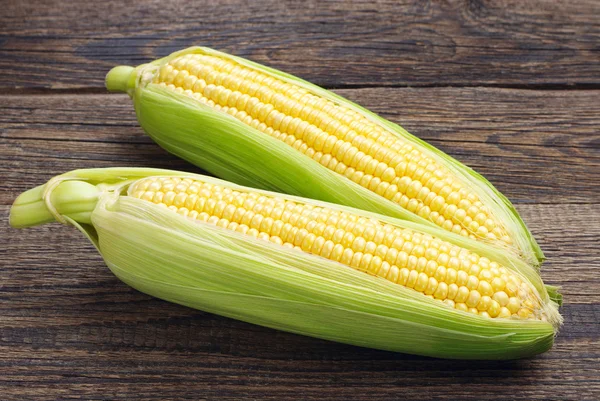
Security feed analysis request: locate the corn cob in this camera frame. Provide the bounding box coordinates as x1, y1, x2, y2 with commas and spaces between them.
106, 47, 543, 267
10, 168, 561, 359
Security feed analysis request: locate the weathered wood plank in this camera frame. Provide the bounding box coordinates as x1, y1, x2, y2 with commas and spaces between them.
2, 88, 598, 205
1, 0, 599, 90
0, 341, 597, 400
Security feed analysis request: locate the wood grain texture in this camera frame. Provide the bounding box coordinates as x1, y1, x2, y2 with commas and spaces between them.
1, 0, 600, 90
2, 0, 600, 399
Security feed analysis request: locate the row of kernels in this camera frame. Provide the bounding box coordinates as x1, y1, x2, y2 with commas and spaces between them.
133, 180, 475, 281
159, 60, 450, 197
161, 76, 494, 247
198, 191, 520, 315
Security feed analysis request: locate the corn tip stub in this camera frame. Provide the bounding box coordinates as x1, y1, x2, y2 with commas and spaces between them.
105, 47, 544, 269
10, 167, 561, 360
105, 65, 137, 94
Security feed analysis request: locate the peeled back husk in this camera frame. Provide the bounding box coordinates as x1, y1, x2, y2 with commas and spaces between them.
10, 168, 560, 359
105, 47, 544, 268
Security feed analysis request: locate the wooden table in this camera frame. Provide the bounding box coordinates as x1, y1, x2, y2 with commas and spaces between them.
2, 1, 599, 399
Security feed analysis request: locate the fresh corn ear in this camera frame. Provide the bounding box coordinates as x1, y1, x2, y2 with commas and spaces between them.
10, 168, 561, 359
106, 47, 543, 267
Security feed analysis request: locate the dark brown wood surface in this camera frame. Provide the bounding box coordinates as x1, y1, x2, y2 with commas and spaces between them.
2, 0, 600, 90
1, 1, 599, 400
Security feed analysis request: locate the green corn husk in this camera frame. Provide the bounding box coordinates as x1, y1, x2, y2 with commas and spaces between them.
10, 168, 561, 360
105, 47, 543, 268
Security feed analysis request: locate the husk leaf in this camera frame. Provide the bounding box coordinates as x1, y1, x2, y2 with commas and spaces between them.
106, 47, 543, 268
